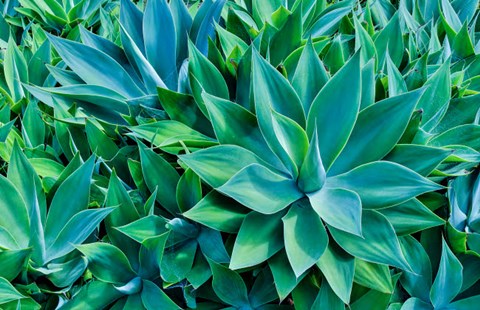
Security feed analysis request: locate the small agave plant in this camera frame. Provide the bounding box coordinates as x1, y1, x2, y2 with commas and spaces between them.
447, 169, 480, 255
0, 144, 112, 307
175, 43, 446, 303
27, 0, 226, 124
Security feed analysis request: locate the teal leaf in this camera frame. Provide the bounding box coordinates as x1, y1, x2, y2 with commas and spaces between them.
327, 161, 442, 209
308, 187, 362, 237
330, 210, 411, 271
76, 243, 137, 284
217, 164, 303, 214
282, 200, 328, 277
141, 280, 180, 310
307, 52, 361, 171
230, 211, 284, 270
430, 238, 463, 308
330, 89, 423, 175
208, 259, 250, 307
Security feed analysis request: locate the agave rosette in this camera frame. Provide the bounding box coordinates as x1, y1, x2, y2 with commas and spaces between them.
171, 38, 447, 301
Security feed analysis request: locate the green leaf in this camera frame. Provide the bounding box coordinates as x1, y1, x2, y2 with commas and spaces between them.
45, 156, 95, 245
157, 88, 213, 137
317, 243, 355, 304
76, 243, 137, 284
304, 1, 353, 37
430, 238, 463, 308
189, 41, 229, 114
105, 170, 140, 267
0, 176, 30, 248
176, 168, 202, 213
46, 208, 114, 262
327, 161, 442, 209
380, 199, 444, 235
384, 145, 452, 176
203, 93, 283, 169
217, 164, 303, 214
183, 191, 248, 233
0, 249, 30, 281
179, 145, 273, 188
330, 210, 411, 271
143, 0, 177, 89
116, 216, 167, 244
307, 52, 361, 171
386, 51, 407, 97
59, 280, 124, 309
230, 211, 284, 270
269, 251, 304, 301
291, 39, 328, 112
428, 125, 480, 151
416, 61, 451, 131
208, 259, 250, 307
298, 126, 325, 193
47, 34, 144, 98
139, 142, 180, 215
282, 200, 328, 277
354, 260, 393, 293
252, 49, 305, 175
329, 89, 423, 175
399, 236, 432, 303
4, 37, 28, 102
312, 281, 344, 310
141, 280, 180, 310
374, 13, 403, 69
308, 187, 362, 237
353, 14, 376, 65
161, 239, 197, 283
0, 277, 29, 305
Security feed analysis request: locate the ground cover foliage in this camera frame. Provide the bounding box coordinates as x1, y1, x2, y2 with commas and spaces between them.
0, 0, 480, 308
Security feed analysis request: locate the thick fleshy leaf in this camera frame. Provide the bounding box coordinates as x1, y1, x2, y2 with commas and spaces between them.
269, 251, 304, 301
143, 0, 177, 89
0, 249, 31, 281
208, 259, 250, 307
46, 208, 114, 262
0, 176, 30, 248
308, 187, 362, 237
384, 145, 452, 176
379, 199, 444, 235
417, 61, 451, 131
307, 52, 361, 171
329, 210, 411, 270
161, 239, 197, 283
252, 49, 305, 175
141, 280, 180, 310
317, 243, 355, 304
282, 200, 328, 277
47, 34, 144, 98
230, 211, 284, 270
45, 156, 95, 245
430, 238, 463, 308
354, 260, 393, 293
59, 281, 124, 309
76, 243, 137, 284
189, 41, 229, 113
203, 92, 282, 169
183, 191, 249, 233
218, 164, 303, 214
374, 13, 403, 68
312, 281, 344, 310
139, 142, 180, 215
105, 170, 140, 267
292, 39, 328, 112
399, 236, 433, 303
179, 145, 273, 188
298, 127, 325, 193
327, 161, 443, 209
330, 89, 423, 175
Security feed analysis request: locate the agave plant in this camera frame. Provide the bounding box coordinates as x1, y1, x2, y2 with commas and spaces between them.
0, 144, 112, 306
12, 0, 113, 35
131, 39, 447, 303
26, 0, 226, 125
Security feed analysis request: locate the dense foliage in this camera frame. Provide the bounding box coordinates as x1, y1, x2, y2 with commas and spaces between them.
0, 0, 480, 308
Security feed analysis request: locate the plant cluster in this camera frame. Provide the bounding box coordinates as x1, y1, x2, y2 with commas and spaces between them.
1, 0, 480, 309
